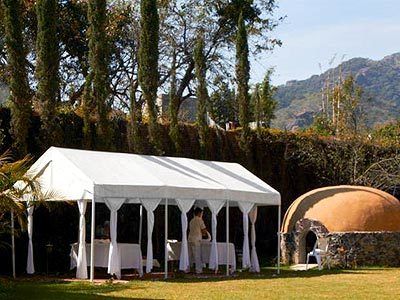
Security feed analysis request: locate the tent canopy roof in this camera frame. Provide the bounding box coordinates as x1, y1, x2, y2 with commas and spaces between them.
28, 147, 280, 206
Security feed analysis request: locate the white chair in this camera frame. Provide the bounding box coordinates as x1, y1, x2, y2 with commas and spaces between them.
306, 237, 330, 270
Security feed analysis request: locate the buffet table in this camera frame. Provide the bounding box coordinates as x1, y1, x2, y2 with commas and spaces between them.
167, 240, 236, 271
70, 240, 143, 276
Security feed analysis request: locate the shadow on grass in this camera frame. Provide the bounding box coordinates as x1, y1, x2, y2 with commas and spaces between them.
162, 267, 389, 284
1, 267, 394, 299
0, 278, 151, 300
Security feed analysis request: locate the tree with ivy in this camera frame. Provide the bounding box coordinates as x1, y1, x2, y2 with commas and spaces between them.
128, 79, 144, 154
2, 0, 31, 156
252, 69, 277, 133
168, 49, 181, 154
209, 78, 237, 127
36, 0, 61, 147
251, 83, 261, 135
194, 34, 209, 158
83, 0, 111, 150
260, 70, 277, 128
82, 73, 94, 149
138, 0, 162, 154
236, 12, 251, 151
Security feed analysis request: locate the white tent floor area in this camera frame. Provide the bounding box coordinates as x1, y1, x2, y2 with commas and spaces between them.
14, 147, 281, 281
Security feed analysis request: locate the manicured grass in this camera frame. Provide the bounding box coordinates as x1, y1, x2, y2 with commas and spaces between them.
1, 268, 400, 299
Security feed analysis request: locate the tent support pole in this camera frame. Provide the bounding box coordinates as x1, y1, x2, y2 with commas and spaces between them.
11, 209, 16, 279
139, 204, 143, 247
90, 198, 95, 282
277, 205, 281, 275
164, 199, 168, 279
226, 200, 229, 276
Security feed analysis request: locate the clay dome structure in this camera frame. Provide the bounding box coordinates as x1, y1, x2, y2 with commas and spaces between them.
281, 186, 400, 267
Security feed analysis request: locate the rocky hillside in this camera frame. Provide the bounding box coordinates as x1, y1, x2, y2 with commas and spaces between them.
273, 53, 400, 130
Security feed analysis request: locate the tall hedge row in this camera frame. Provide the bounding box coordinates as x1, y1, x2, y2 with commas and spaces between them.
0, 107, 397, 274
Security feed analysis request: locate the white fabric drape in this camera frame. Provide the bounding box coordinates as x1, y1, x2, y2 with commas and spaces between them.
176, 199, 195, 272
76, 199, 88, 279
238, 202, 254, 269
141, 198, 161, 273
249, 206, 260, 272
105, 198, 126, 279
26, 204, 35, 274
206, 200, 225, 270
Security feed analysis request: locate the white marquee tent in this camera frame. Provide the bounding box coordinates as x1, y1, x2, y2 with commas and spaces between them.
14, 147, 281, 281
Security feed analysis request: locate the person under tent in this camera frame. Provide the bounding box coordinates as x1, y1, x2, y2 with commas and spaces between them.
188, 207, 209, 274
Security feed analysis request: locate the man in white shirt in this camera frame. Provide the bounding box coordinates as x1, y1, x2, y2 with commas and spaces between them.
188, 207, 208, 274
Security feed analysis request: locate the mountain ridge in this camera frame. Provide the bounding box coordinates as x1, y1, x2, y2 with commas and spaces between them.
273, 53, 400, 129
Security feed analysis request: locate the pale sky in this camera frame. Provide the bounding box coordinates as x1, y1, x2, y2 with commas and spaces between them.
251, 0, 400, 85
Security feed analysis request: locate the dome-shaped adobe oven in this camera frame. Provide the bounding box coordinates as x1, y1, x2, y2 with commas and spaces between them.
282, 186, 400, 233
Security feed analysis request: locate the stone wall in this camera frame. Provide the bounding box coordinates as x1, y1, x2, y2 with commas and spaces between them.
281, 232, 297, 264
281, 231, 400, 267
281, 218, 329, 264
325, 232, 400, 268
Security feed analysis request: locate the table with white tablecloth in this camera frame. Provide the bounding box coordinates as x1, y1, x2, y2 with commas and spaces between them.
70, 240, 143, 276
167, 240, 236, 271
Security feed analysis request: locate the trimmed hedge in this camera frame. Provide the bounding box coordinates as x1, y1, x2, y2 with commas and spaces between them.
0, 107, 398, 274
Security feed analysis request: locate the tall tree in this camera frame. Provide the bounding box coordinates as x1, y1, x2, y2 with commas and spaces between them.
128, 78, 144, 153
84, 0, 111, 150
209, 77, 237, 127
252, 69, 277, 134
260, 70, 277, 128
334, 75, 365, 136
236, 12, 251, 151
82, 73, 94, 149
194, 34, 209, 158
0, 1, 281, 122
36, 0, 61, 147
168, 49, 182, 154
2, 0, 31, 155
252, 83, 262, 136
138, 0, 162, 154
160, 0, 281, 122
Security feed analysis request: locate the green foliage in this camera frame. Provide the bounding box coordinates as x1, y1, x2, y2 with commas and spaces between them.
236, 12, 251, 151
309, 75, 366, 138
0, 150, 59, 232
371, 120, 400, 147
260, 70, 277, 127
251, 70, 278, 134
355, 154, 400, 193
128, 83, 144, 154
168, 50, 181, 154
82, 72, 93, 149
2, 0, 32, 156
308, 114, 334, 136
0, 106, 399, 265
35, 0, 62, 148
216, 0, 281, 52
138, 0, 162, 154
251, 83, 261, 135
209, 78, 237, 127
85, 0, 111, 150
335, 75, 365, 136
194, 34, 209, 158
290, 134, 379, 186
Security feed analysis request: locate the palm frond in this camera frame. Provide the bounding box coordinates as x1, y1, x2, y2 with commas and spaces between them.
0, 151, 63, 231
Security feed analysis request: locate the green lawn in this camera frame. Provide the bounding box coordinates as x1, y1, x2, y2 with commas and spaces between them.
1, 268, 400, 299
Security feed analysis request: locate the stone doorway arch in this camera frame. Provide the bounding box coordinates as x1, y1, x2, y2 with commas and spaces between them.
294, 218, 329, 264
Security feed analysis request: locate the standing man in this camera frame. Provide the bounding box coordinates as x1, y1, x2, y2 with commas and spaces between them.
188, 207, 208, 274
